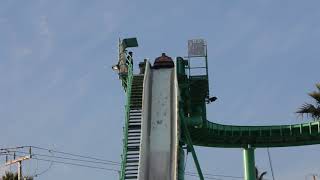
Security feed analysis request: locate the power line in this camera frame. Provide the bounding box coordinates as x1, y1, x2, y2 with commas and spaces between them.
267, 148, 276, 180
186, 171, 243, 179
32, 153, 53, 178
3, 150, 120, 176
32, 157, 119, 173
28, 146, 119, 164
185, 173, 223, 180
27, 148, 54, 178
3, 149, 121, 177
12, 150, 120, 166
0, 147, 24, 151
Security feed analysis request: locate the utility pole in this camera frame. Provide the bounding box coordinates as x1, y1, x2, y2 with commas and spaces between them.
5, 154, 31, 180
5, 155, 31, 180
1, 147, 33, 180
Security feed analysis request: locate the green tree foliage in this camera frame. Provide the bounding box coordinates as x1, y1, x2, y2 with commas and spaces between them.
2, 172, 33, 180
297, 83, 320, 120
2, 172, 17, 180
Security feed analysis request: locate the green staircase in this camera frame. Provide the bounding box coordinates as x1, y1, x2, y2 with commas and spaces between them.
122, 75, 144, 180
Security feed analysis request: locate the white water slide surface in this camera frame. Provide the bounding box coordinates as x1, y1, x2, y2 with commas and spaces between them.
137, 63, 179, 180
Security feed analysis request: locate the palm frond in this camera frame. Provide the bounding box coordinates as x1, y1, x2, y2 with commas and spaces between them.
316, 106, 320, 119
309, 92, 320, 104
297, 84, 320, 121
258, 171, 267, 180
296, 103, 320, 120
316, 83, 320, 91
297, 103, 317, 114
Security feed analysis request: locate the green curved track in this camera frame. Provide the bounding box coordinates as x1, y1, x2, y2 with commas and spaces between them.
189, 120, 320, 148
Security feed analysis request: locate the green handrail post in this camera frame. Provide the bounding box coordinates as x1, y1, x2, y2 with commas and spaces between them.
243, 145, 256, 180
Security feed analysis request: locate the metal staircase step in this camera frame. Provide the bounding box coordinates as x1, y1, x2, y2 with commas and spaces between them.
126, 172, 138, 175
126, 154, 139, 157
128, 125, 141, 129
129, 110, 142, 113
124, 176, 137, 179
128, 113, 141, 116
128, 133, 141, 136
128, 168, 138, 174
126, 157, 139, 160
126, 160, 139, 164
127, 147, 140, 151
128, 124, 141, 127
129, 119, 141, 122
128, 119, 141, 121
128, 119, 141, 122
127, 141, 140, 144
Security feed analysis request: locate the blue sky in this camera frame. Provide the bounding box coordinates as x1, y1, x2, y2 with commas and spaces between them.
0, 0, 320, 179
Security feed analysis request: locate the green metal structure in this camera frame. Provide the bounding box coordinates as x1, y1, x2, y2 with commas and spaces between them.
115, 38, 320, 180
243, 147, 255, 180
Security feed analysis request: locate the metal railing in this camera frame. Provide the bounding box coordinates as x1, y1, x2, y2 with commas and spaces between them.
120, 53, 133, 180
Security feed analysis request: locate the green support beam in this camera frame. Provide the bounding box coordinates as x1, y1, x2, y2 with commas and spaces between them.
243, 146, 256, 180
181, 111, 204, 180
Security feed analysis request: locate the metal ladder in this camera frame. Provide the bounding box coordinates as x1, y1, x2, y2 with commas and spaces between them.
124, 75, 143, 180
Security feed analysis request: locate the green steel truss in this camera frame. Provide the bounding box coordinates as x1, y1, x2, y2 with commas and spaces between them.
176, 53, 320, 180
176, 55, 320, 148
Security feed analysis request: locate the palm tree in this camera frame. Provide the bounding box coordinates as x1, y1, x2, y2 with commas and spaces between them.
297, 83, 320, 120
255, 167, 267, 180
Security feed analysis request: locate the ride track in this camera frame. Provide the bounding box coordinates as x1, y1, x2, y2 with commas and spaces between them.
115, 38, 320, 180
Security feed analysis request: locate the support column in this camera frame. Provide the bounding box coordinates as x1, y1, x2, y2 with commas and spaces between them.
18, 161, 22, 180
243, 145, 255, 180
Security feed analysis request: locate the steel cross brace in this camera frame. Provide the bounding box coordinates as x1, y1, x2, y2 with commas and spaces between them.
180, 111, 205, 180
